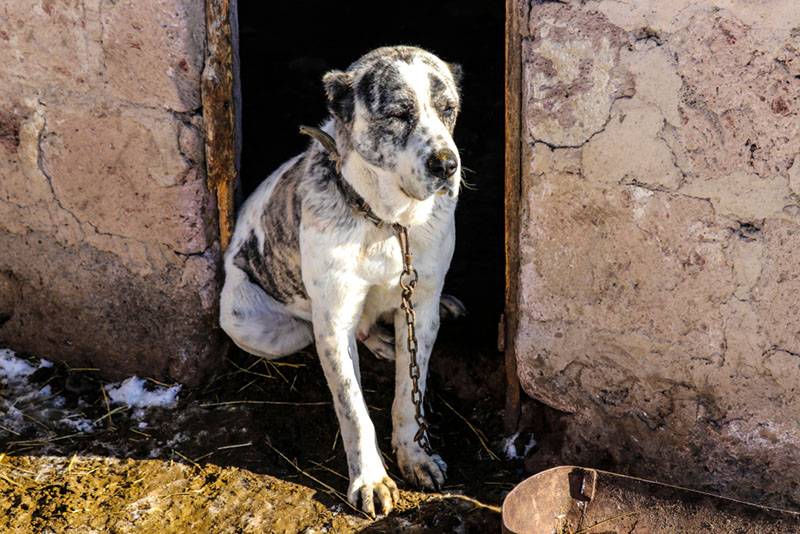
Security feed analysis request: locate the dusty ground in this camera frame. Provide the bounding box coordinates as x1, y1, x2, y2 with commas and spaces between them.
0, 322, 529, 533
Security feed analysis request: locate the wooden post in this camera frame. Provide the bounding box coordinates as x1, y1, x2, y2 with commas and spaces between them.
202, 0, 240, 251
503, 0, 525, 433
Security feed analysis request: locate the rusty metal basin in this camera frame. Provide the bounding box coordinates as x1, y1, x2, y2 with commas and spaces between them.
502, 466, 800, 533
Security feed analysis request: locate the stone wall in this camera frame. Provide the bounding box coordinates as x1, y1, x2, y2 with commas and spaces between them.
0, 0, 224, 384
514, 0, 800, 507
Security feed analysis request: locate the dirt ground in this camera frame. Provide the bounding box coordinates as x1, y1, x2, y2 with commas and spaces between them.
0, 321, 533, 533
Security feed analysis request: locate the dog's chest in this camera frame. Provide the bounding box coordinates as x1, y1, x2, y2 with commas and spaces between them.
355, 235, 404, 285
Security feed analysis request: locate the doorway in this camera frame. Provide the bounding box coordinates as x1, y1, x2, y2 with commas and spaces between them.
219, 1, 515, 522
237, 1, 506, 360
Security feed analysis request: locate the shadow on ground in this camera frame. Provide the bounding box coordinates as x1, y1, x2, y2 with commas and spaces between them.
0, 321, 536, 533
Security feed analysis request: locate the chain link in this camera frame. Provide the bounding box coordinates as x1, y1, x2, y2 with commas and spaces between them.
394, 224, 433, 455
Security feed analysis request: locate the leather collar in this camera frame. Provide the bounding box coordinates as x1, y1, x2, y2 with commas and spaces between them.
299, 125, 389, 228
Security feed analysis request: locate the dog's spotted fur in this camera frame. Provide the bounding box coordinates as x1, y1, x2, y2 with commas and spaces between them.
232, 158, 307, 304
220, 46, 463, 516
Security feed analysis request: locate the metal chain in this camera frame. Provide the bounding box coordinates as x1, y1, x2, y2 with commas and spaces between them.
394, 224, 433, 455
298, 125, 433, 455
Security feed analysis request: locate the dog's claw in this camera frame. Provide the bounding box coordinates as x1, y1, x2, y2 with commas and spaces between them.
375, 481, 395, 516
396, 446, 447, 491
361, 486, 375, 517
431, 475, 441, 492
349, 475, 398, 517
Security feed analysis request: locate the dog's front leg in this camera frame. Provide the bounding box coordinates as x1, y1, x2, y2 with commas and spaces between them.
311, 281, 399, 517
392, 294, 447, 489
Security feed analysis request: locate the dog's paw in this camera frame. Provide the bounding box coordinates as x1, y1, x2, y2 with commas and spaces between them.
360, 324, 396, 361
396, 445, 447, 491
347, 467, 399, 518
439, 294, 467, 321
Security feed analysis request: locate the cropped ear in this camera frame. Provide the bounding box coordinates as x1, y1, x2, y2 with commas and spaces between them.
322, 70, 355, 123
447, 62, 463, 87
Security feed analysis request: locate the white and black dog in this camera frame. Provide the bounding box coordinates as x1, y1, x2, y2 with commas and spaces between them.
220, 46, 463, 516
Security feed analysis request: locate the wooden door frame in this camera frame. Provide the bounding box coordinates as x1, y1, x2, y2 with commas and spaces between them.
203, 0, 241, 251
504, 0, 525, 433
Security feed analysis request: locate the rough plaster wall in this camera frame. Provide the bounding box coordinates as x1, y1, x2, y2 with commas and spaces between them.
516, 1, 800, 507
0, 0, 223, 384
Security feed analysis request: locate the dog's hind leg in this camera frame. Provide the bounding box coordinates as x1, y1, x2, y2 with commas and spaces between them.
359, 293, 465, 362
439, 294, 467, 321
220, 267, 313, 359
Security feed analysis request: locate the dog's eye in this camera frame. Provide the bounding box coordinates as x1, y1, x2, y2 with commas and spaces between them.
385, 109, 410, 121
442, 105, 455, 119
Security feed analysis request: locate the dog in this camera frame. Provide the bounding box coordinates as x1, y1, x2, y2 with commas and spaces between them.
219, 46, 463, 516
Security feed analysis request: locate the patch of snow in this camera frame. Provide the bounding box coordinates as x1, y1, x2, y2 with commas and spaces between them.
502, 431, 538, 460
502, 432, 520, 460
165, 431, 189, 448
0, 349, 182, 448
0, 348, 94, 437
60, 416, 95, 433
3, 405, 25, 431
0, 348, 48, 381
104, 376, 181, 409
523, 433, 538, 456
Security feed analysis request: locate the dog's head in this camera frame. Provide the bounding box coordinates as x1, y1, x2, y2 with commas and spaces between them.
323, 46, 463, 202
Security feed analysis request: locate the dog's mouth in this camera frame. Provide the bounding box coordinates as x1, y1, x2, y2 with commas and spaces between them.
399, 181, 454, 201
398, 180, 455, 202
397, 158, 464, 200
398, 184, 430, 202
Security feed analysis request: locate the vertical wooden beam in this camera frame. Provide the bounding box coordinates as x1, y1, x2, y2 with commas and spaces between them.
503, 0, 524, 433
203, 0, 240, 251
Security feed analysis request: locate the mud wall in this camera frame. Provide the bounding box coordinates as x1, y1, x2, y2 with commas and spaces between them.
514, 1, 800, 507
0, 1, 223, 384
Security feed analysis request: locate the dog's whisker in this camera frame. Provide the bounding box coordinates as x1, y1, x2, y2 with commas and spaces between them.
460, 175, 478, 191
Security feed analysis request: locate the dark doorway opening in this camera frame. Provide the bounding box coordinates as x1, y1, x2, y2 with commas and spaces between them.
237, 2, 505, 356
227, 3, 516, 522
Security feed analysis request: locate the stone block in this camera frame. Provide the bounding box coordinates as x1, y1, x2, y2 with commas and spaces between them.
0, 2, 223, 386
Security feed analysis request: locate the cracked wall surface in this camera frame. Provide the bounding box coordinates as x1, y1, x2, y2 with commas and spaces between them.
0, 0, 223, 385
515, 0, 800, 507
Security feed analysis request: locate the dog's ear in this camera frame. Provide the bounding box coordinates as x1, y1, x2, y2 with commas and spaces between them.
322, 70, 354, 123
447, 62, 463, 88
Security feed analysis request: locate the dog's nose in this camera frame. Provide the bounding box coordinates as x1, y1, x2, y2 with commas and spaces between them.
425, 149, 459, 179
